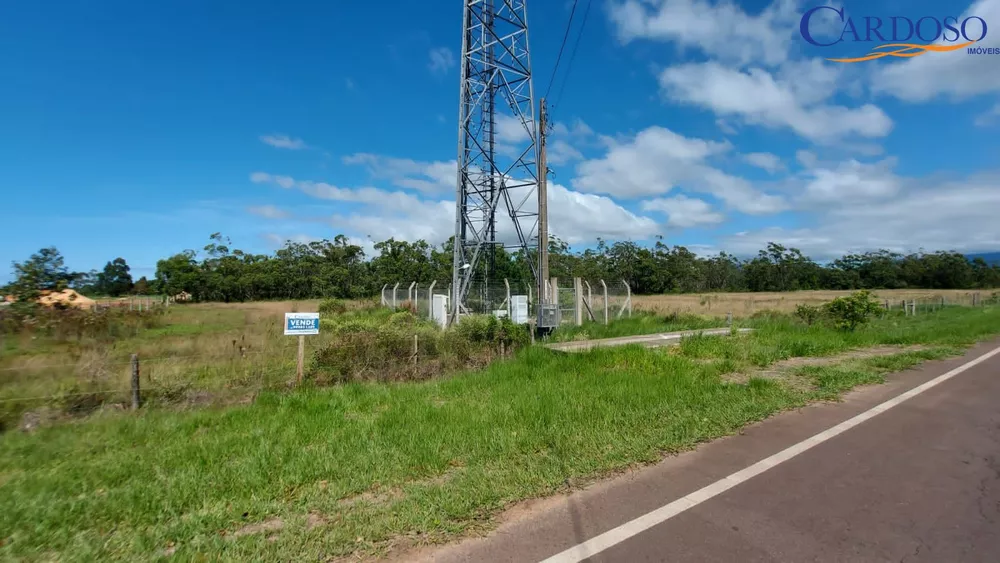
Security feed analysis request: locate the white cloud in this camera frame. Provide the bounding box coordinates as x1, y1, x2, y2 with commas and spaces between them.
659, 62, 892, 143
975, 102, 1000, 127
548, 139, 584, 165
247, 205, 291, 220
495, 113, 532, 145
871, 0, 1000, 102
718, 175, 1000, 259
547, 182, 659, 242
607, 0, 799, 66
796, 150, 818, 168
259, 134, 308, 150
716, 118, 738, 135
545, 118, 595, 165
572, 125, 786, 214
250, 171, 661, 247
574, 126, 730, 197
428, 47, 456, 74
342, 153, 457, 194
797, 158, 900, 204
743, 152, 783, 173
700, 168, 788, 214
642, 195, 725, 227
250, 172, 295, 189
263, 233, 317, 247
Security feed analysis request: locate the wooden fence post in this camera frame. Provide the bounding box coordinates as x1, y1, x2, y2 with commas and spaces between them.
130, 354, 141, 410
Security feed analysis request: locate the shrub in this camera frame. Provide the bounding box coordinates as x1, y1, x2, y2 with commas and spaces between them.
823, 290, 882, 331
794, 304, 822, 326
318, 298, 348, 316
310, 311, 531, 384
388, 310, 417, 326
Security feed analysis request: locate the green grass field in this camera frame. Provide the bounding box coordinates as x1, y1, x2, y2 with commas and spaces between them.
2, 305, 999, 561
0, 301, 336, 429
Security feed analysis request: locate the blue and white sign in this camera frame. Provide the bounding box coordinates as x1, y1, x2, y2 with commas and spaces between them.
284, 312, 320, 336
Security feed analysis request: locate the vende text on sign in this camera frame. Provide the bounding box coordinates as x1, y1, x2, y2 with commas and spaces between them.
284, 312, 320, 336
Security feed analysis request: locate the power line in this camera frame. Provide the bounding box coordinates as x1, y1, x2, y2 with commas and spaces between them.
544, 0, 580, 100
552, 0, 592, 111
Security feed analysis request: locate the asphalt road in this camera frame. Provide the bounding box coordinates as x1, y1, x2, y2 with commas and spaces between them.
413, 340, 1000, 563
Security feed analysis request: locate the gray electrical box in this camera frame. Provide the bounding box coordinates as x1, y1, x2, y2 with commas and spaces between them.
538, 304, 561, 328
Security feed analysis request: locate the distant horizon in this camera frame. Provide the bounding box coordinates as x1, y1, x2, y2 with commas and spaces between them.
4, 236, 999, 287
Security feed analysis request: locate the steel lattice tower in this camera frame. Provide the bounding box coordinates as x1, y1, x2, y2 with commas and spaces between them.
452, 0, 539, 320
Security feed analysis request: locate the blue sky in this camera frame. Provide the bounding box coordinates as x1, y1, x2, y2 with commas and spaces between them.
2, 0, 1000, 283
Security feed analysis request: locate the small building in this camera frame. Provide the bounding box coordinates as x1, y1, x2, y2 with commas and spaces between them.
174, 291, 192, 302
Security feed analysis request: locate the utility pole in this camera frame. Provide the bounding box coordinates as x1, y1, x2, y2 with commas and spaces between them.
537, 97, 549, 311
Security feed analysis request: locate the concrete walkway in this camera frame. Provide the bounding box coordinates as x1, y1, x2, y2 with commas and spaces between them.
544, 327, 754, 352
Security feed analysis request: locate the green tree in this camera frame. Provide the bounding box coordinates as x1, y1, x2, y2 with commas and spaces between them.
155, 251, 201, 298
133, 276, 151, 295
96, 257, 134, 296
9, 247, 73, 302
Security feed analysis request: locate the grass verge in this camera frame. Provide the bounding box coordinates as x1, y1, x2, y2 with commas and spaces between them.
1, 306, 999, 561
548, 311, 723, 342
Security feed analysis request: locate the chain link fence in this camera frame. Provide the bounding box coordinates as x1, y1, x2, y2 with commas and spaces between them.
380, 278, 634, 327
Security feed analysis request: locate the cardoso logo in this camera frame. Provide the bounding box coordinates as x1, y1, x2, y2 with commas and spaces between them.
800, 6, 992, 62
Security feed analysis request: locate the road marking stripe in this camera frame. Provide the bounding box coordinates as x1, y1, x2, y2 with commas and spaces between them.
539, 344, 1000, 563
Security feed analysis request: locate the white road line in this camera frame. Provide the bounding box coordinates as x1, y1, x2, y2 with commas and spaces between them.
539, 344, 1000, 563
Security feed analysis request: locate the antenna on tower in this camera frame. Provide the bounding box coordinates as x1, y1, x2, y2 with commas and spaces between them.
451, 0, 541, 324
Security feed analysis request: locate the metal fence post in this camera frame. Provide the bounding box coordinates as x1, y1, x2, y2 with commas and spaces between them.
504, 278, 511, 317
623, 279, 632, 318
551, 277, 558, 317
574, 278, 583, 326
428, 281, 436, 318
583, 280, 595, 322
528, 285, 533, 317
600, 279, 609, 325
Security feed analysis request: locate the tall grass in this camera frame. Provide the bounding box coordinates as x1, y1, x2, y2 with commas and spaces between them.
2, 306, 999, 561
0, 304, 324, 430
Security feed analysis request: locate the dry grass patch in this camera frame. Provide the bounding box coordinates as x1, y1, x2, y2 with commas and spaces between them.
634, 289, 986, 318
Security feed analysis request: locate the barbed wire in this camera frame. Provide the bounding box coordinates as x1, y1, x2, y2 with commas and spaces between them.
0, 334, 500, 374
0, 363, 303, 404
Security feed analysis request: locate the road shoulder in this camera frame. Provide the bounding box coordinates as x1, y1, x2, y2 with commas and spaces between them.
394, 339, 1000, 563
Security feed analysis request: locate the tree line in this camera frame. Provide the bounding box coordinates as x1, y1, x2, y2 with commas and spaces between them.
4, 233, 999, 303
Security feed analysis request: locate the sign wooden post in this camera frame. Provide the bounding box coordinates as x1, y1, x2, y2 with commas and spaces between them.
284, 312, 320, 385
